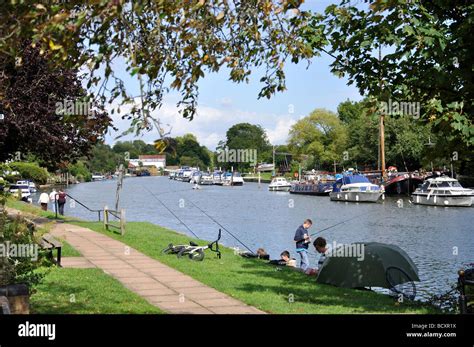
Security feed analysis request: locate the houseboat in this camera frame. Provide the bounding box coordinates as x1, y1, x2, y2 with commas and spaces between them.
290, 173, 335, 196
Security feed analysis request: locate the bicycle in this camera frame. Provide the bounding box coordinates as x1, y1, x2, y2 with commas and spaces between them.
162, 229, 222, 261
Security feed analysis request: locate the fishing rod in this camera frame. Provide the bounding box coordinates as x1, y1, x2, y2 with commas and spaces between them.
309, 209, 378, 237
185, 198, 255, 254
141, 185, 201, 240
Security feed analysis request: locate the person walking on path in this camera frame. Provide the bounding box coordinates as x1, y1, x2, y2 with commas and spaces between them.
57, 189, 67, 216
38, 192, 49, 211
49, 189, 57, 213
293, 219, 312, 271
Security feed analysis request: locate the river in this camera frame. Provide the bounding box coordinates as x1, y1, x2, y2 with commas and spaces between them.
36, 176, 474, 299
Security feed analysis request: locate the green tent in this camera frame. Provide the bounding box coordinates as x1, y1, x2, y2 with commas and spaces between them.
316, 242, 420, 289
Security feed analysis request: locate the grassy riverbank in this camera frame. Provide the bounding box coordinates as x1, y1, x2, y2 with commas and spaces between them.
30, 268, 162, 314
5, 198, 162, 314
72, 221, 437, 314
6, 198, 438, 314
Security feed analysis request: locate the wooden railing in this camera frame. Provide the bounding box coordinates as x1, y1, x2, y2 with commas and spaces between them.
103, 205, 126, 235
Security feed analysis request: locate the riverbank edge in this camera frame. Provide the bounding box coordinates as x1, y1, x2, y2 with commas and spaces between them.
5, 198, 440, 314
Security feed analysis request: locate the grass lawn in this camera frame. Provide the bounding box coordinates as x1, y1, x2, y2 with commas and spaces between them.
60, 239, 82, 257
30, 268, 163, 314
5, 198, 62, 220
72, 220, 438, 314
6, 198, 438, 314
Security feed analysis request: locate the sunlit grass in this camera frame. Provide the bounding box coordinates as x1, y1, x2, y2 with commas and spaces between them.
73, 220, 438, 314
30, 268, 163, 314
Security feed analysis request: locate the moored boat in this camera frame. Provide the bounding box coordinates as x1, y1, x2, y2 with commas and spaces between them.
91, 173, 105, 181
8, 184, 31, 201
290, 173, 335, 196
16, 180, 37, 193
411, 176, 473, 207
199, 172, 213, 185
329, 174, 384, 203
212, 171, 223, 185
268, 177, 291, 191
222, 172, 244, 186
384, 172, 424, 195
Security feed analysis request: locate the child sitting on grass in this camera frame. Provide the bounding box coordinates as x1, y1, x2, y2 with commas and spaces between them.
269, 250, 297, 267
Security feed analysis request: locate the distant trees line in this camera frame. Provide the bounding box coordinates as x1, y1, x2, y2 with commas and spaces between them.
80, 97, 472, 177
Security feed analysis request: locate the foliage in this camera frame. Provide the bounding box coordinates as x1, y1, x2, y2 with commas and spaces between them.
311, 0, 473, 147
218, 123, 271, 171
288, 109, 347, 170
87, 143, 125, 174
0, 208, 51, 291
0, 0, 315, 135
174, 134, 211, 168
112, 140, 159, 159
0, 43, 112, 169
337, 99, 461, 172
68, 161, 92, 182
8, 162, 49, 185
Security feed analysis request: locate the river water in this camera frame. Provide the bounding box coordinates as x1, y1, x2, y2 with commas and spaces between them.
37, 176, 474, 299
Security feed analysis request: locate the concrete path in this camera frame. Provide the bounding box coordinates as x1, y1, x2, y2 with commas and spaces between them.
48, 222, 265, 314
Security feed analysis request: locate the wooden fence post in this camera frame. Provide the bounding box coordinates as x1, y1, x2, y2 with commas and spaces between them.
120, 209, 126, 235
104, 205, 108, 231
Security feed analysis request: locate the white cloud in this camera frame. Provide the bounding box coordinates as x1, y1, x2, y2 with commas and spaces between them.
266, 117, 296, 145
104, 95, 297, 150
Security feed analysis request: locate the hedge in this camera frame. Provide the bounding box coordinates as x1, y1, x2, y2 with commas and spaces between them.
8, 162, 49, 185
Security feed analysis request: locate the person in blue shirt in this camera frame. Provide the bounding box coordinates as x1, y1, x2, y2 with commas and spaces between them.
293, 219, 312, 271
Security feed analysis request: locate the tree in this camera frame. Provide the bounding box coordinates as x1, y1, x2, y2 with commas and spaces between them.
288, 109, 347, 170
338, 99, 435, 171
1, 1, 315, 135
307, 1, 473, 148
173, 134, 211, 168
0, 43, 111, 169
87, 143, 124, 174
220, 123, 271, 171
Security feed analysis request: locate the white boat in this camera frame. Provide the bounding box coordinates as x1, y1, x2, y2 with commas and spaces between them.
329, 175, 384, 203
268, 177, 291, 191
178, 166, 195, 182
411, 176, 473, 207
91, 173, 105, 181
189, 170, 202, 184
199, 172, 213, 185
257, 162, 274, 172
212, 171, 223, 185
16, 180, 37, 193
9, 184, 31, 200
222, 172, 244, 186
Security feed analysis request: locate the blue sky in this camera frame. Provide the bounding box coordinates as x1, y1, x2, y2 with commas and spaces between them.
103, 0, 364, 150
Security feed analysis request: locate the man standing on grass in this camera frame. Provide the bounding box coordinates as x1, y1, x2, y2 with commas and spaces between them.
294, 219, 312, 271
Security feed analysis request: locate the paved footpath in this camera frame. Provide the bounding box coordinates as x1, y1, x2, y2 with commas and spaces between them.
46, 221, 265, 314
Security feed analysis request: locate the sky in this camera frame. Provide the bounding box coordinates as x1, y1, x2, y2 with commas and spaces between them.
102, 0, 364, 151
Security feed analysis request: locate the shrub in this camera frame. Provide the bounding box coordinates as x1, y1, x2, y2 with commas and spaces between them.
0, 193, 51, 291
8, 162, 49, 185
68, 161, 92, 182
